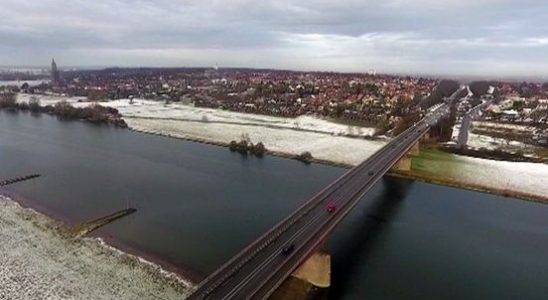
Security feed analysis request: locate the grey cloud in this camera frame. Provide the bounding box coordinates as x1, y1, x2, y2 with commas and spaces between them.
0, 0, 547, 77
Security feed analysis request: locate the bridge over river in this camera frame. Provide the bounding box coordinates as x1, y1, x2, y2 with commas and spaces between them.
188, 104, 450, 300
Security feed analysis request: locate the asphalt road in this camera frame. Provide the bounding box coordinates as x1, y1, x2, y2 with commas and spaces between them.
188, 105, 449, 300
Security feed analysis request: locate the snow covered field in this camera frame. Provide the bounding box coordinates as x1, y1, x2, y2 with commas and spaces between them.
0, 80, 48, 87
17, 93, 87, 107
16, 95, 376, 137
451, 120, 542, 155
108, 100, 386, 165
414, 152, 548, 197
16, 95, 386, 166
12, 93, 548, 194
454, 156, 548, 196
473, 121, 534, 132
466, 132, 535, 152
126, 117, 385, 165
104, 99, 377, 137
0, 196, 192, 300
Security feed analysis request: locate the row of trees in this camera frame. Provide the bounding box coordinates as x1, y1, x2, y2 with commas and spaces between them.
0, 94, 127, 128
229, 133, 266, 156
227, 133, 314, 165
392, 112, 421, 136
429, 107, 457, 142
295, 151, 313, 164
418, 80, 460, 109
0, 93, 18, 109
49, 101, 127, 127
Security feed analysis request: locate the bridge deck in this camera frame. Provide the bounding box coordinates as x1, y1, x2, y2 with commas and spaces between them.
188, 105, 449, 300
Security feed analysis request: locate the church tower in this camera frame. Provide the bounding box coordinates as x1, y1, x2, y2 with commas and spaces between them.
51, 58, 60, 84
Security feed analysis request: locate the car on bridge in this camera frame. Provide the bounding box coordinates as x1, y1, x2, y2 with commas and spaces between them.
327, 202, 336, 213
281, 244, 295, 256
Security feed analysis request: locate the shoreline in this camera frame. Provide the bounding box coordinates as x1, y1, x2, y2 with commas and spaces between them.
0, 188, 199, 289
129, 126, 355, 169
93, 235, 198, 288
90, 232, 204, 284
390, 171, 548, 205
11, 93, 545, 166
129, 126, 548, 205
0, 195, 193, 299
0, 187, 79, 226
439, 145, 548, 164
123, 115, 383, 141
1, 107, 546, 298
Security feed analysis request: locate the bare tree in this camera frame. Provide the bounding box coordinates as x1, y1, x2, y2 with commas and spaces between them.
240, 132, 251, 144
29, 96, 41, 112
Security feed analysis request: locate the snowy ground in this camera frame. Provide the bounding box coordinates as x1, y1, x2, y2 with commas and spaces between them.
466, 132, 536, 152
16, 95, 386, 166
17, 96, 376, 137
107, 99, 386, 165
454, 156, 548, 196
109, 99, 376, 136
4, 94, 546, 299
473, 121, 534, 132
413, 151, 548, 197
17, 93, 87, 107
451, 120, 542, 155
126, 118, 385, 165
0, 196, 192, 300
0, 80, 48, 87
13, 93, 548, 194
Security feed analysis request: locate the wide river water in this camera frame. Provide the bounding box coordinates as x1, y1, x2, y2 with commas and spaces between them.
1, 110, 547, 299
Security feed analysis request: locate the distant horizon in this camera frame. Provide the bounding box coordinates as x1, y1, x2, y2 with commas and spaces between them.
2, 63, 547, 83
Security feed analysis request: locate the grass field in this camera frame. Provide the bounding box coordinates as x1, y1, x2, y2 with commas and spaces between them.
394, 148, 548, 203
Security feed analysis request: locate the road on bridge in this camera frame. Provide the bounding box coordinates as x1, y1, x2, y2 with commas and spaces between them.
188, 104, 449, 300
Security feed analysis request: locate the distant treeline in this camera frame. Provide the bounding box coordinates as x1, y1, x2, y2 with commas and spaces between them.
390, 80, 460, 141
468, 80, 548, 99
441, 145, 547, 164
418, 80, 460, 110
229, 133, 266, 156
469, 81, 496, 97
0, 93, 127, 128
430, 106, 457, 142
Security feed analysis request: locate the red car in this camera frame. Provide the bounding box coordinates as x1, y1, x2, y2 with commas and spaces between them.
327, 202, 336, 213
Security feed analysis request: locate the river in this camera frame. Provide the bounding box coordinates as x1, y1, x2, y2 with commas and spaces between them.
0, 110, 547, 299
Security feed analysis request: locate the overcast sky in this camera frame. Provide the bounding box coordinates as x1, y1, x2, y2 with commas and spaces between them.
1, 0, 547, 77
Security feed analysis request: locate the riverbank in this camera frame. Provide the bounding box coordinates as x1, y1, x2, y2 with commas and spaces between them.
1, 105, 547, 300
12, 94, 548, 202
439, 145, 548, 164
391, 171, 548, 204
131, 126, 355, 169
2, 93, 127, 128
122, 115, 385, 166
398, 149, 548, 203
0, 195, 193, 300
15, 94, 387, 166
451, 119, 547, 160
132, 125, 548, 204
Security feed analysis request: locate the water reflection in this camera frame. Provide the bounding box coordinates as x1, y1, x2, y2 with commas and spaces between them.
1, 110, 547, 300
329, 178, 411, 298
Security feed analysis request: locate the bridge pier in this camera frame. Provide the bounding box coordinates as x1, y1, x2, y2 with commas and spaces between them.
269, 251, 330, 300
393, 141, 420, 172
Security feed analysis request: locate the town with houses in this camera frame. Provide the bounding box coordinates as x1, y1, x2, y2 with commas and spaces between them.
1, 61, 547, 160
